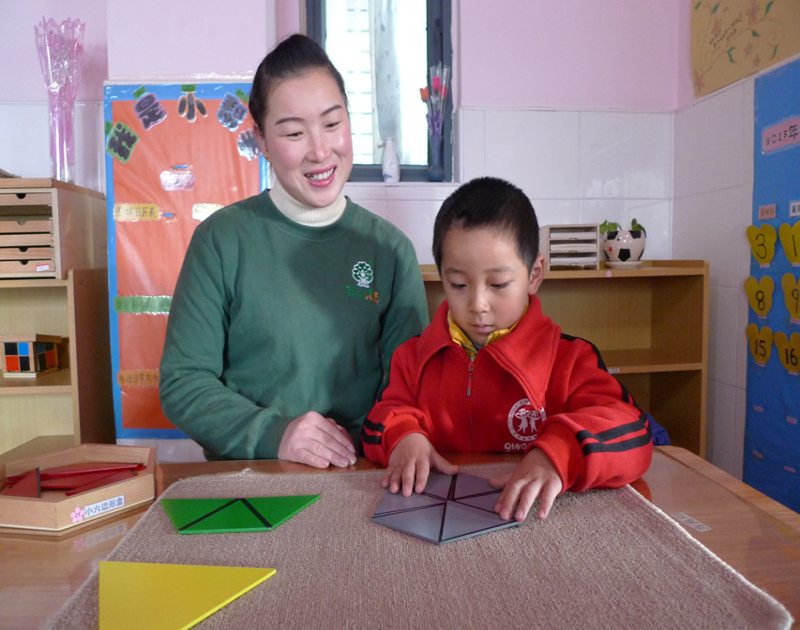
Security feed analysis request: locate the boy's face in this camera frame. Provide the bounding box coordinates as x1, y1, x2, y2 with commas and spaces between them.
440, 227, 544, 347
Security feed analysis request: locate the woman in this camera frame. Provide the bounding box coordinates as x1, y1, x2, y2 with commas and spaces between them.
159, 34, 429, 467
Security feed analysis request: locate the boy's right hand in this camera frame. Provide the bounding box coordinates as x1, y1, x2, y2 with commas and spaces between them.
383, 433, 459, 496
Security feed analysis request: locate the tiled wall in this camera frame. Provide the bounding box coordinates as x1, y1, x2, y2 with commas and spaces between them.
455, 108, 674, 261
674, 81, 756, 480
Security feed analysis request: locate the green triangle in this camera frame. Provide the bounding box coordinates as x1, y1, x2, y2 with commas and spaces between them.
161, 496, 320, 534
245, 495, 321, 528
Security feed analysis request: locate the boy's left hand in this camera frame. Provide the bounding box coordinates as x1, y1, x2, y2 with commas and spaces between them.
489, 448, 563, 522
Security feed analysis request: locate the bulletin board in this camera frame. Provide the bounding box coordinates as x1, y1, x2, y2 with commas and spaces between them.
104, 83, 267, 439
691, 0, 800, 98
744, 56, 800, 512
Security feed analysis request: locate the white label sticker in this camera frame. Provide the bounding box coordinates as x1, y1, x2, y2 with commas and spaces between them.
672, 512, 711, 532
83, 495, 125, 520
790, 201, 800, 218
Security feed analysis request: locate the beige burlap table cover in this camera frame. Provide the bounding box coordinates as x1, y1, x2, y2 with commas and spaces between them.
43, 464, 793, 630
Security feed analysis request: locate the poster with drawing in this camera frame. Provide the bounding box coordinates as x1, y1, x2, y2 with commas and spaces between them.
691, 0, 800, 97
745, 56, 800, 512
104, 83, 266, 439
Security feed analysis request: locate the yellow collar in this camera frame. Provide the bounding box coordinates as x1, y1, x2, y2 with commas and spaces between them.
448, 302, 528, 360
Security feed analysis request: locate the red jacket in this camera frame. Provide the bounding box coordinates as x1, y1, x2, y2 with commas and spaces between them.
362, 297, 653, 492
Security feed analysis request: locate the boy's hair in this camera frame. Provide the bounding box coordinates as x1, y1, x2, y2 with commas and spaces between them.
432, 177, 540, 271
249, 33, 349, 136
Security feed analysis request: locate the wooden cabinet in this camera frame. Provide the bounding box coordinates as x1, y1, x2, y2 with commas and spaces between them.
0, 180, 113, 460
422, 260, 710, 457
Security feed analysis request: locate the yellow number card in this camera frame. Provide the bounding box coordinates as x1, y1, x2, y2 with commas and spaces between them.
744, 276, 774, 318
782, 274, 800, 324
779, 222, 800, 265
774, 331, 800, 375
746, 323, 773, 367
747, 224, 777, 266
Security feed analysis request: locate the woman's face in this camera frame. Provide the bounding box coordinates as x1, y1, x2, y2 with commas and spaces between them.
260, 69, 353, 208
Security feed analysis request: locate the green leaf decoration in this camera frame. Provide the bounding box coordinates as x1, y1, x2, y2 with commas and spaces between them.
765, 1, 774, 16
726, 47, 736, 63
694, 1, 702, 8
599, 220, 619, 235
104, 120, 113, 136
752, 30, 760, 37
181, 84, 197, 93
711, 2, 720, 14
631, 218, 647, 236
772, 45, 778, 59
132, 86, 146, 99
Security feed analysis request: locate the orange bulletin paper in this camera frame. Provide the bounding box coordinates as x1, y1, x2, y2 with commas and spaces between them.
98, 561, 276, 630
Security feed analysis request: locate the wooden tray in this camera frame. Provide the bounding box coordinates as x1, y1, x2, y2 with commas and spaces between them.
0, 444, 155, 536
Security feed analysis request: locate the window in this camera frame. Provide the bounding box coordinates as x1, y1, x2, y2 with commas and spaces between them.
306, 0, 452, 182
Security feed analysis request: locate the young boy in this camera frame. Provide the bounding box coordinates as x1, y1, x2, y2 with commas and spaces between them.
362, 177, 653, 522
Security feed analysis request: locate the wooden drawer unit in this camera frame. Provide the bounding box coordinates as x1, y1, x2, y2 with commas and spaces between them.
0, 179, 106, 279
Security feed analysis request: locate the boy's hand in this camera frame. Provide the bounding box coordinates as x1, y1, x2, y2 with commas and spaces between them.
489, 448, 563, 522
278, 411, 357, 469
383, 433, 459, 496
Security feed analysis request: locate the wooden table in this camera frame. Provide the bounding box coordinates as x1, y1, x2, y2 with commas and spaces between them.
1, 446, 798, 630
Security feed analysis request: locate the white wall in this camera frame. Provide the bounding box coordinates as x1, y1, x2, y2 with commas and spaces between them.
674, 80, 755, 479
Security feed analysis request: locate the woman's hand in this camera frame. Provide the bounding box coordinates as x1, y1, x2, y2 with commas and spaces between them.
278, 411, 357, 468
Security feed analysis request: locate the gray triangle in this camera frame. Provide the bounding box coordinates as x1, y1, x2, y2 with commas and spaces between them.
454, 472, 498, 499
424, 472, 454, 499
373, 490, 445, 516
440, 501, 518, 543
372, 504, 446, 544
456, 492, 501, 512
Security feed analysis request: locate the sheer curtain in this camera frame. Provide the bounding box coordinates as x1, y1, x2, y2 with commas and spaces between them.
325, 0, 427, 165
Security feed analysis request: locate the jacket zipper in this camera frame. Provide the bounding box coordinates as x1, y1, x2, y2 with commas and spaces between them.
467, 355, 476, 451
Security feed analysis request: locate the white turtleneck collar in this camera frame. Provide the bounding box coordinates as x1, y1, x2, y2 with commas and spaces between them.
268, 177, 346, 227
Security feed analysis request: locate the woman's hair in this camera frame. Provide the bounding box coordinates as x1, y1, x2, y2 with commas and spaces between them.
432, 177, 540, 272
249, 33, 348, 134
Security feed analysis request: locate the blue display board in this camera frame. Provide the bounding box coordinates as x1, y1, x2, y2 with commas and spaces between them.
104, 82, 267, 439
745, 58, 800, 512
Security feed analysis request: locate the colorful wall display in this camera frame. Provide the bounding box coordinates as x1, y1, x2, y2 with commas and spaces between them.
104, 83, 266, 439
745, 55, 800, 512
691, 0, 800, 98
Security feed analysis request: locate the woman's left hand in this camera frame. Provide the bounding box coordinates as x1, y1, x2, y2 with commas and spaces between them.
278, 411, 357, 469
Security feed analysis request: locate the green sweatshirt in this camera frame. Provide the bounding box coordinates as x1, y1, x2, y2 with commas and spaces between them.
159, 191, 428, 460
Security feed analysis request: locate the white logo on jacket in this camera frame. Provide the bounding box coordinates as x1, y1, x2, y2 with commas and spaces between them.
507, 399, 546, 443
351, 261, 374, 288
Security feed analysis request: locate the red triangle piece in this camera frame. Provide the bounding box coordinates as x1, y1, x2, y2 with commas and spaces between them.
41, 469, 135, 490
65, 469, 135, 496
7, 462, 144, 483
2, 468, 41, 497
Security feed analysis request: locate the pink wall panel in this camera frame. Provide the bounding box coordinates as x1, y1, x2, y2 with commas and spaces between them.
0, 0, 108, 102
458, 0, 682, 110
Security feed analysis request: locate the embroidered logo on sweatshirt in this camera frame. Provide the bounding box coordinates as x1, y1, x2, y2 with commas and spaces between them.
507, 399, 546, 443
346, 260, 379, 303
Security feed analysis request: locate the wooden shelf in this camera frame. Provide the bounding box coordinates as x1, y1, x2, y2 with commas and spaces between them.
422, 260, 710, 456
0, 179, 113, 459
0, 368, 72, 394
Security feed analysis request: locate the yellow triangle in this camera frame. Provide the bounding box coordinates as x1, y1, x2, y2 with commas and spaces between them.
99, 561, 276, 630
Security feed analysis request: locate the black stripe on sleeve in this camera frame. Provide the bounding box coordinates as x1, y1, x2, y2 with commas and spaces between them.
576, 413, 652, 456
561, 333, 608, 371
362, 433, 382, 445
362, 419, 386, 434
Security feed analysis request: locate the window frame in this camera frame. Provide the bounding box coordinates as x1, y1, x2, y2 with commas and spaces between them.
305, 0, 452, 182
